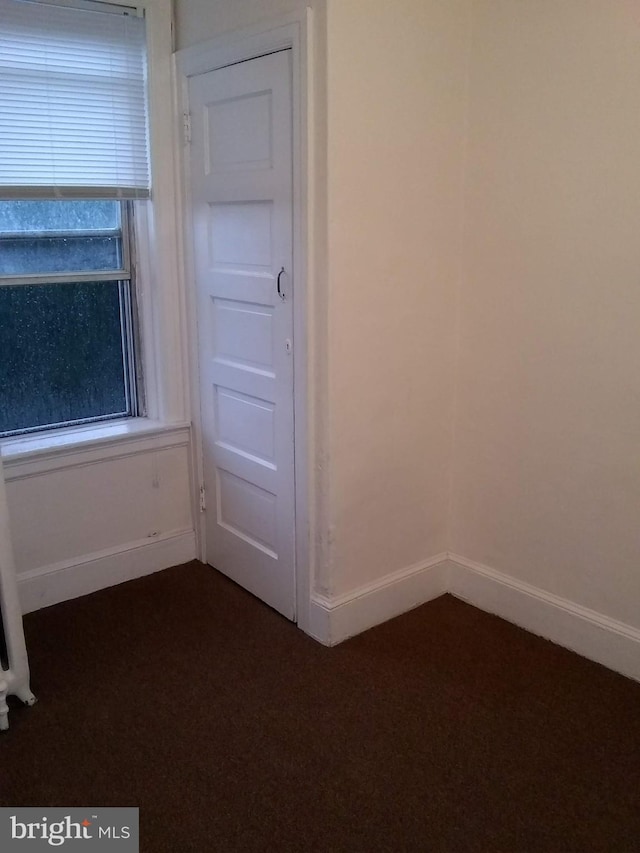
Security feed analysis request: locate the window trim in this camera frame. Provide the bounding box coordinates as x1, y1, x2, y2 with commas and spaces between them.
0, 0, 188, 458
1, 418, 191, 478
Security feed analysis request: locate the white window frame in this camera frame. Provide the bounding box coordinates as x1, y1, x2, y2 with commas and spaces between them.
0, 0, 189, 463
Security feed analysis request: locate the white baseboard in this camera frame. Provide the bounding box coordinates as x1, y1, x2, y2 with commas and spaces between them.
308, 554, 449, 646
307, 551, 640, 681
448, 554, 640, 683
306, 592, 333, 646
18, 529, 196, 614
18, 532, 640, 683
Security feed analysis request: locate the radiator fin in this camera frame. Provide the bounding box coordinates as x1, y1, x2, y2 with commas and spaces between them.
0, 605, 9, 671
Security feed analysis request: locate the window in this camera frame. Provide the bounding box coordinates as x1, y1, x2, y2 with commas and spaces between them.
0, 0, 150, 438
0, 200, 141, 435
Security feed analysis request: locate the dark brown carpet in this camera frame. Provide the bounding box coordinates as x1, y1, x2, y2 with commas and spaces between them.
1, 561, 639, 852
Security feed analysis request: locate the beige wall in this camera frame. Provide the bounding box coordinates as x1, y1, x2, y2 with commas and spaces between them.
175, 0, 640, 628
451, 0, 640, 627
324, 0, 470, 594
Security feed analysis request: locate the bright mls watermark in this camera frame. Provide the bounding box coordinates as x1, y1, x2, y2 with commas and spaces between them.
0, 809, 138, 850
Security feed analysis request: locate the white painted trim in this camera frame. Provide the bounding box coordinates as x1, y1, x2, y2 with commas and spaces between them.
309, 554, 449, 646
143, 0, 190, 425
170, 52, 205, 563
1, 418, 189, 464
2, 424, 191, 481
306, 551, 640, 681
306, 595, 332, 645
174, 11, 309, 77
174, 10, 315, 633
18, 529, 196, 614
13, 521, 640, 682
448, 554, 640, 683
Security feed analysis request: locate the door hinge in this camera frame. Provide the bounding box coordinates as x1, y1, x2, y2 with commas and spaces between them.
183, 112, 192, 145
199, 484, 206, 513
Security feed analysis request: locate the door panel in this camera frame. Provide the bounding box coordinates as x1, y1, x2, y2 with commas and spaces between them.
189, 50, 295, 620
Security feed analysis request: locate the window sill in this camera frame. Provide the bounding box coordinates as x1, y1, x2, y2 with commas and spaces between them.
1, 418, 191, 481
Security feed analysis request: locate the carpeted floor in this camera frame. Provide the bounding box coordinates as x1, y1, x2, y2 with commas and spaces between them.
2, 561, 639, 852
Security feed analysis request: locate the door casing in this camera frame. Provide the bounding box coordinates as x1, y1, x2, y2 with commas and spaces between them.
175, 11, 313, 634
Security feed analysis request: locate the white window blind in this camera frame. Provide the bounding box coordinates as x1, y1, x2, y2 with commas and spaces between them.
0, 0, 150, 199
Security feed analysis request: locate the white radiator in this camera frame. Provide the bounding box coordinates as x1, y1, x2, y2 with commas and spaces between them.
0, 459, 36, 730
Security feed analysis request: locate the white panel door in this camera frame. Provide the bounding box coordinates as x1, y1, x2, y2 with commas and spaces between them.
189, 50, 295, 619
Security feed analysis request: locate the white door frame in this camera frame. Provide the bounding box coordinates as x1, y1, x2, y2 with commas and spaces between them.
174, 10, 314, 633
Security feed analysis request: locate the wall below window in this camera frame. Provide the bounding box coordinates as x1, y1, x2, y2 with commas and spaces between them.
3, 427, 195, 612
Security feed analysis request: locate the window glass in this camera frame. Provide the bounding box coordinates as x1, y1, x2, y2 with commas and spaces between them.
0, 200, 138, 437
0, 201, 123, 275
0, 281, 131, 435
0, 201, 120, 233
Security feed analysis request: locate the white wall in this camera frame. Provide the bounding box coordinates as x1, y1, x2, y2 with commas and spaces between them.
323, 0, 470, 595
451, 0, 640, 628
4, 429, 194, 612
